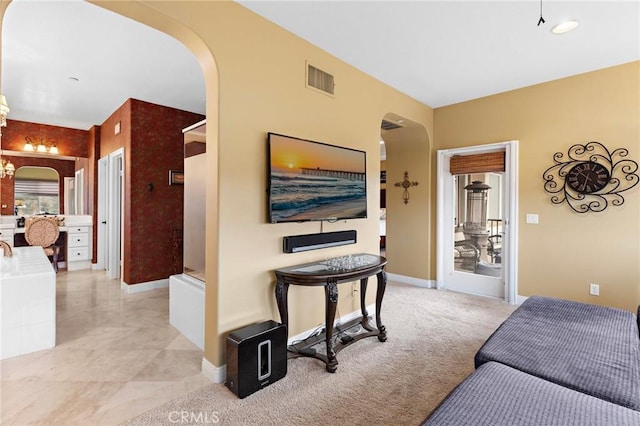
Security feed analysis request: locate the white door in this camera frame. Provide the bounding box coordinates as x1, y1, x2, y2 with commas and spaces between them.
436, 141, 519, 303
64, 177, 75, 214
107, 149, 124, 280
74, 168, 85, 215
96, 157, 108, 270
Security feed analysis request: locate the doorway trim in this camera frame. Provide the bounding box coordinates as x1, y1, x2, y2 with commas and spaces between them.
106, 148, 124, 281
436, 141, 519, 304
95, 156, 108, 270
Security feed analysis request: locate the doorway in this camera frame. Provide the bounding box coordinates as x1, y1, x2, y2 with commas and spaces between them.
101, 148, 124, 280
436, 141, 519, 303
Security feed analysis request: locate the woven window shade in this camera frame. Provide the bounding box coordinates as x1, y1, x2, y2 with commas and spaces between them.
450, 151, 505, 175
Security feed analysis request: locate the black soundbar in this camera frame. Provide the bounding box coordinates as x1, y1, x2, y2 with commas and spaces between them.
283, 230, 357, 253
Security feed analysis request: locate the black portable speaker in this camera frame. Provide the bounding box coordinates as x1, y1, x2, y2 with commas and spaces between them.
225, 320, 287, 398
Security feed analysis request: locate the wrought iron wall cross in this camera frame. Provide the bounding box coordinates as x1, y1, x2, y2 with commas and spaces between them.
394, 171, 419, 205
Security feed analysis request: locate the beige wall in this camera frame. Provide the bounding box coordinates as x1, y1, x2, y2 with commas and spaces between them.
434, 62, 640, 312
92, 1, 434, 366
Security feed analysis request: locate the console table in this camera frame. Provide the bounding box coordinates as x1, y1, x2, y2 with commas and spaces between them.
274, 253, 387, 372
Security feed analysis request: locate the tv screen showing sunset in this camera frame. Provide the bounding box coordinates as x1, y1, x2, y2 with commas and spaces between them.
268, 133, 367, 223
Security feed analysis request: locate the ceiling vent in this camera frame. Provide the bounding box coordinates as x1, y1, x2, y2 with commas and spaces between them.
381, 119, 404, 131
306, 62, 335, 96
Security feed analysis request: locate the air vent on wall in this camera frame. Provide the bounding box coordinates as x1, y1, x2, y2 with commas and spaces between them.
306, 62, 335, 96
381, 119, 404, 131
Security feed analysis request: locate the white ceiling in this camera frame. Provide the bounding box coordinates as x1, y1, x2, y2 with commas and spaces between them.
240, 0, 640, 107
1, 1, 638, 132
1, 0, 205, 130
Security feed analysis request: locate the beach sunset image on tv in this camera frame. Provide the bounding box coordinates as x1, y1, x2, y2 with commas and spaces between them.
268, 133, 367, 223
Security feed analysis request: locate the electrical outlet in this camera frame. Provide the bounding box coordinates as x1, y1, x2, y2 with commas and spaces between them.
589, 283, 600, 296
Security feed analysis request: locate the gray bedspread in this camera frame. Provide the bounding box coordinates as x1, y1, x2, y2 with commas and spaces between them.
475, 296, 640, 410
422, 362, 640, 425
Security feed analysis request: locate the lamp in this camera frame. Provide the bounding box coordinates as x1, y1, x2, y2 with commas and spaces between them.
0, 94, 9, 135
462, 180, 492, 261
24, 136, 59, 155
1, 156, 15, 179
463, 180, 491, 233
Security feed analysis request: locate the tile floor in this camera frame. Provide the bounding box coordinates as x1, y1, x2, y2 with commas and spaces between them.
0, 269, 211, 425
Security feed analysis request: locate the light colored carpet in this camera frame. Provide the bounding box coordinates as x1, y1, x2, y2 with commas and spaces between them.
125, 284, 516, 426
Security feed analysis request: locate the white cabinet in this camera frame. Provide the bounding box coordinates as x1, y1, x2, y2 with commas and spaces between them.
1, 247, 56, 360
65, 217, 92, 271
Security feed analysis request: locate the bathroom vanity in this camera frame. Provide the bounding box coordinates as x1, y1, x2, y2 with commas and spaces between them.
0, 214, 93, 271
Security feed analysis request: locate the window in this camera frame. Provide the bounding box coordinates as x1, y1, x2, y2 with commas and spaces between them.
14, 167, 60, 215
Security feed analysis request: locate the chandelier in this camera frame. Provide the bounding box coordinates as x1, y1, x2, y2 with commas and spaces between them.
1, 157, 15, 179
0, 94, 9, 135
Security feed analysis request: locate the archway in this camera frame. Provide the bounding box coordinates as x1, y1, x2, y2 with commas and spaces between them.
90, 0, 222, 375
380, 112, 433, 286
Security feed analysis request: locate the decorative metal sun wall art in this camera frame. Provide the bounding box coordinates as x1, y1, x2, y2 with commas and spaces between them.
542, 141, 639, 213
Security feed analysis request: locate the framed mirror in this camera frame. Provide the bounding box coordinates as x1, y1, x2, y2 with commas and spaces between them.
13, 166, 60, 215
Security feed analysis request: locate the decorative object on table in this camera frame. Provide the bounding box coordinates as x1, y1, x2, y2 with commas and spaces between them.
169, 170, 184, 185
394, 171, 419, 204
542, 141, 639, 213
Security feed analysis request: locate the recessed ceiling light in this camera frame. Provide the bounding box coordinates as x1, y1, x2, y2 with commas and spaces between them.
552, 20, 579, 34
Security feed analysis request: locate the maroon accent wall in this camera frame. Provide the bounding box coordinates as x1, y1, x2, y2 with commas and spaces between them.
87, 126, 101, 263
0, 155, 76, 215
185, 141, 206, 158
100, 98, 204, 285
0, 119, 90, 216
1, 119, 89, 158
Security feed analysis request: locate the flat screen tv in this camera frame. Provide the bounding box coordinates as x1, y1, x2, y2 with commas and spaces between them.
267, 132, 367, 223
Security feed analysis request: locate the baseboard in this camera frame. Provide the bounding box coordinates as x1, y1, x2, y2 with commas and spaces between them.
67, 260, 91, 271
202, 357, 226, 383
516, 294, 528, 305
287, 304, 376, 346
121, 278, 169, 293
387, 273, 435, 289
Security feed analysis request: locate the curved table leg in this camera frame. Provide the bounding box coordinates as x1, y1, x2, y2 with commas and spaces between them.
359, 277, 375, 331
325, 279, 339, 372
376, 270, 387, 342
275, 275, 289, 333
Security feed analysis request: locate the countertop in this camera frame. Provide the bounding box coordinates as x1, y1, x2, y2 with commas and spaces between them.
0, 215, 93, 232
0, 246, 55, 278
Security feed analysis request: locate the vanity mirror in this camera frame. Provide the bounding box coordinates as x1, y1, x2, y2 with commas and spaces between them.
13, 166, 60, 215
